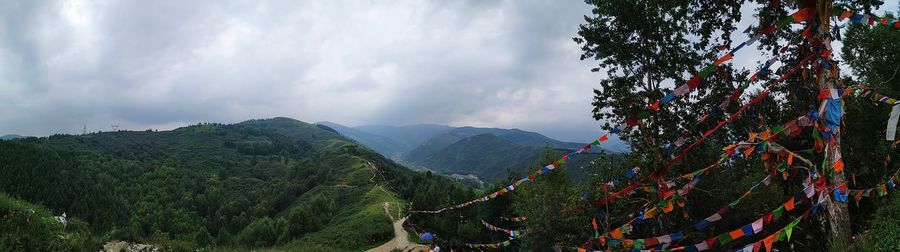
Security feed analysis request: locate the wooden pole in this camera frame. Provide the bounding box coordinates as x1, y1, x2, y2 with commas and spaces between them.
816, 0, 852, 248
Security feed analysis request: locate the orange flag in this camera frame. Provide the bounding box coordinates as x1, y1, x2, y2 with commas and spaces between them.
764, 234, 775, 252
787, 152, 794, 166
785, 198, 795, 211
611, 228, 623, 239
713, 54, 734, 66
662, 200, 675, 213
839, 11, 852, 21
759, 130, 771, 140
834, 159, 845, 173
743, 146, 756, 157
729, 229, 744, 239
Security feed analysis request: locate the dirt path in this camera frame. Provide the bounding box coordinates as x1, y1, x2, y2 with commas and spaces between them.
362, 159, 427, 252
366, 202, 427, 252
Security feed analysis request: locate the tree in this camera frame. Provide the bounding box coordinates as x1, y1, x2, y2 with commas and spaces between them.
840, 5, 900, 251
575, 0, 744, 163
513, 148, 593, 250
577, 0, 887, 250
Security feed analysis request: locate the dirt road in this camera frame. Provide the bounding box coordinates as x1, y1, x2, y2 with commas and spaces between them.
366, 203, 427, 252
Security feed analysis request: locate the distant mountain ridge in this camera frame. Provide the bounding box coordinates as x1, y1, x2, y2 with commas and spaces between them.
316, 121, 624, 181
0, 134, 25, 140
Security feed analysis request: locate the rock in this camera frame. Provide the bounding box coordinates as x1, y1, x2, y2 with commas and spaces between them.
101, 241, 159, 252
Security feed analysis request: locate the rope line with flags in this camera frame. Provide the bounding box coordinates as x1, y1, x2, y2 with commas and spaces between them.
410, 8, 814, 215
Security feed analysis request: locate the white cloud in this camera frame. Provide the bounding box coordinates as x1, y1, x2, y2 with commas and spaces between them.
3, 0, 892, 144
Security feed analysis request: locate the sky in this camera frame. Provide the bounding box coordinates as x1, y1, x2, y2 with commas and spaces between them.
0, 0, 897, 143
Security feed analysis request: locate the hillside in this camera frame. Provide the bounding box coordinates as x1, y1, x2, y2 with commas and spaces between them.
0, 118, 474, 251
403, 127, 587, 162
314, 122, 408, 158
415, 134, 540, 180
319, 122, 623, 182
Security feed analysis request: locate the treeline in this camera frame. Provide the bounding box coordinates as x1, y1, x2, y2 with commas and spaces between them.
0, 118, 477, 251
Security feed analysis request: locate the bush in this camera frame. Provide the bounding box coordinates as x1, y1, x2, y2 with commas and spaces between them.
865, 196, 900, 251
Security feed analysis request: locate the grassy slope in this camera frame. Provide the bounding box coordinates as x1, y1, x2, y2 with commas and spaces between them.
2, 118, 433, 251
205, 139, 409, 251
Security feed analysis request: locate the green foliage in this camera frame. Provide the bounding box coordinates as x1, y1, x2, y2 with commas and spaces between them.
415, 134, 542, 181
0, 118, 471, 251
0, 193, 98, 251
513, 148, 594, 250
860, 195, 900, 251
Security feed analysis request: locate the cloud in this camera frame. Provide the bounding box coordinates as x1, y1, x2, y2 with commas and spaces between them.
6, 1, 890, 143
0, 0, 616, 142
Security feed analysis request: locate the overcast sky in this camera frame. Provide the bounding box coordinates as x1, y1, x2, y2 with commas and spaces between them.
0, 1, 896, 142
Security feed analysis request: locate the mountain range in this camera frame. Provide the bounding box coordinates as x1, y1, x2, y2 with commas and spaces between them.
0, 134, 25, 140
316, 122, 626, 182
0, 117, 472, 251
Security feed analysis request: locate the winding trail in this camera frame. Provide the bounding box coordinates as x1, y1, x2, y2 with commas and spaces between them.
366, 202, 427, 252
360, 159, 427, 252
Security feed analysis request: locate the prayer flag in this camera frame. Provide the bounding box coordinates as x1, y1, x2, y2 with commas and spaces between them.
686, 76, 702, 89
764, 235, 775, 252
713, 54, 734, 66
887, 104, 900, 141
752, 218, 764, 233
742, 224, 755, 236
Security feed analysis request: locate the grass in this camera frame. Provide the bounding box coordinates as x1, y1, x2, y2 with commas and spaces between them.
215, 159, 409, 252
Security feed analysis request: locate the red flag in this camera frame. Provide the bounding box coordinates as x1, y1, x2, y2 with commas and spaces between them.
626, 117, 639, 126
599, 134, 609, 142
729, 89, 743, 101
705, 238, 717, 248
687, 75, 702, 89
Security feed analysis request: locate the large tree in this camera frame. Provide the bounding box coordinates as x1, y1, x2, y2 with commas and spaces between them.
577, 0, 887, 250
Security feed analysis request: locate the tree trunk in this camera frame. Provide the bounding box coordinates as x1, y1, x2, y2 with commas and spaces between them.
816, 0, 852, 248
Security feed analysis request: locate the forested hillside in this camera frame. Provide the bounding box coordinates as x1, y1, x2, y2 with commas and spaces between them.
0, 118, 476, 251
320, 122, 624, 182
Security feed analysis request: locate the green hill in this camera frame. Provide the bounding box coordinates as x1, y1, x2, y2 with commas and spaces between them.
0, 117, 473, 251
415, 133, 540, 180
320, 122, 623, 182
414, 133, 614, 182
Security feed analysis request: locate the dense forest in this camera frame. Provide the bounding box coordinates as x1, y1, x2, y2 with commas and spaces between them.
0, 118, 479, 251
